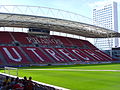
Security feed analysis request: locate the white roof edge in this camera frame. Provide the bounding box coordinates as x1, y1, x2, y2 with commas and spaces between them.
0, 12, 119, 38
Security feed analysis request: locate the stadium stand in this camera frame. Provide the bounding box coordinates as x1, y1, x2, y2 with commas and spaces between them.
26, 34, 64, 46
0, 46, 30, 64
82, 49, 110, 61
65, 37, 84, 47
0, 31, 118, 66
22, 47, 54, 64
52, 35, 72, 46
54, 48, 79, 61
0, 74, 58, 90
11, 32, 32, 45
41, 47, 69, 63
66, 48, 94, 62
82, 40, 97, 49
0, 31, 13, 44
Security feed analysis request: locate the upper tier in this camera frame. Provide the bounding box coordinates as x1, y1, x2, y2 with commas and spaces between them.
0, 31, 97, 49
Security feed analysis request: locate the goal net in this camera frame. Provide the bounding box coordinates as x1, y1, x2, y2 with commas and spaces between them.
4, 67, 18, 76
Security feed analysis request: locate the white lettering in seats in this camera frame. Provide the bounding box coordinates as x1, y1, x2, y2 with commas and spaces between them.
3, 48, 22, 62
84, 50, 102, 60
58, 49, 77, 60
45, 49, 64, 61
27, 48, 44, 61
72, 50, 89, 60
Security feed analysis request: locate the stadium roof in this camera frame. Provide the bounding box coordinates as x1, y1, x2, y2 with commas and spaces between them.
0, 13, 120, 38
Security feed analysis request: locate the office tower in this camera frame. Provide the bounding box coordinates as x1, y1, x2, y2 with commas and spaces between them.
93, 2, 118, 50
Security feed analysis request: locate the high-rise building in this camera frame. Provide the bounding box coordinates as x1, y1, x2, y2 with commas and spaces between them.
93, 2, 118, 50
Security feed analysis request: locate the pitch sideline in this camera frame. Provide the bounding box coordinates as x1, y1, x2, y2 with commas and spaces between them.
24, 69, 120, 72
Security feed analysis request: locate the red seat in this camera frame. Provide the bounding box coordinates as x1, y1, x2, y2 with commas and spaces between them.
41, 48, 68, 63
53, 35, 72, 46
0, 31, 116, 65
81, 49, 110, 61
54, 48, 80, 62
0, 31, 13, 44
0, 58, 3, 64
0, 46, 30, 64
66, 37, 84, 47
22, 47, 53, 63
12, 32, 32, 44
82, 40, 97, 49
66, 48, 95, 62
94, 50, 113, 61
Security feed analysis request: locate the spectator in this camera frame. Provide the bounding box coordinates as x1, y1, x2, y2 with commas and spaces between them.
26, 76, 34, 90
0, 81, 7, 90
13, 79, 24, 90
9, 78, 16, 89
23, 76, 28, 90
0, 75, 56, 90
3, 76, 10, 85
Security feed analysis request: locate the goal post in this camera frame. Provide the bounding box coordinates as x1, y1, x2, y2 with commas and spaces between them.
4, 67, 18, 76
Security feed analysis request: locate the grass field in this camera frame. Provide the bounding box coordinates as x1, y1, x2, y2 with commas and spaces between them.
1, 64, 120, 90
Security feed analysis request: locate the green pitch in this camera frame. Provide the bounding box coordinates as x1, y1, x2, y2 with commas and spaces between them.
1, 64, 120, 90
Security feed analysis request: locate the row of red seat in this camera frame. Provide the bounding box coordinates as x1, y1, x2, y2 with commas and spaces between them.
0, 32, 13, 44
0, 46, 114, 64
0, 31, 96, 49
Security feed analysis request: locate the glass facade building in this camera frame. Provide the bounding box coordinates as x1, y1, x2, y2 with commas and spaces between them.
93, 2, 118, 50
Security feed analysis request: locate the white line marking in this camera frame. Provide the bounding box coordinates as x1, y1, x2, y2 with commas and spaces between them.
24, 69, 120, 72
